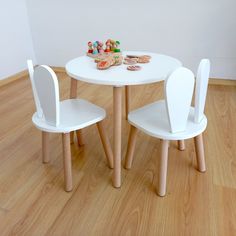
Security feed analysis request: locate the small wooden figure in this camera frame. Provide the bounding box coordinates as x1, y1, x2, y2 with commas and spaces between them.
97, 41, 104, 53
104, 40, 111, 53
87, 41, 93, 54
92, 42, 99, 54
114, 41, 121, 52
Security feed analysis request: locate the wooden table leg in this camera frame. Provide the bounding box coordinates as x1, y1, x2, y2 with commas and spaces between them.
113, 86, 123, 188
70, 78, 84, 145
125, 86, 131, 120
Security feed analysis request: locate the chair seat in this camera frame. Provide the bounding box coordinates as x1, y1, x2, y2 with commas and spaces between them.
128, 100, 207, 140
32, 99, 106, 133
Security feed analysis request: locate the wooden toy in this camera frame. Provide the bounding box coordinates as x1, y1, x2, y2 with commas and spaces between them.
87, 41, 93, 54
97, 41, 104, 53
114, 41, 121, 52
92, 42, 99, 54
97, 53, 123, 70
123, 57, 138, 65
104, 40, 111, 53
127, 65, 142, 71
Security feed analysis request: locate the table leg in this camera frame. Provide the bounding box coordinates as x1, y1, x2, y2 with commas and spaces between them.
70, 78, 84, 145
113, 86, 123, 188
125, 86, 131, 120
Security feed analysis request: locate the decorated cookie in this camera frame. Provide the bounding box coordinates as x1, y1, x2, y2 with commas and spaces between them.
127, 65, 142, 71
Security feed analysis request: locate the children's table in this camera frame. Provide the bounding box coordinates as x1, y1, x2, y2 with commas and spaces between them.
66, 51, 182, 188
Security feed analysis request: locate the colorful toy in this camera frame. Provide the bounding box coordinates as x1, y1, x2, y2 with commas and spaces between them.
87, 41, 93, 54
114, 41, 121, 52
92, 42, 99, 54
97, 41, 104, 53
104, 40, 111, 53
97, 53, 123, 70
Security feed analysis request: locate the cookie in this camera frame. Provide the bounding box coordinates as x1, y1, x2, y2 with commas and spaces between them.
127, 65, 142, 71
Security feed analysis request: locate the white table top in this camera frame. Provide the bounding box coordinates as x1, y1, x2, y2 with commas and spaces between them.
65, 51, 182, 86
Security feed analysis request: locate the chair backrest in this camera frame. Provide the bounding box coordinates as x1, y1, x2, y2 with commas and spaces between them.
194, 59, 210, 123
27, 60, 43, 118
165, 67, 195, 133
33, 65, 60, 126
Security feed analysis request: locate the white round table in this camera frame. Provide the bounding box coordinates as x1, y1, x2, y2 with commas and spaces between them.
66, 51, 182, 188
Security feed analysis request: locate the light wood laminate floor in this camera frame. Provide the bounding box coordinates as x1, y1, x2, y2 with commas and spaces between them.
0, 73, 236, 235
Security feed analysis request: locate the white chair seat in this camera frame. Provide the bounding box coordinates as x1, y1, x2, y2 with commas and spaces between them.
32, 99, 106, 133
128, 100, 207, 140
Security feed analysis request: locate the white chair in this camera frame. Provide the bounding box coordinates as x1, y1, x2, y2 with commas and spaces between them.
125, 60, 210, 197
27, 61, 113, 192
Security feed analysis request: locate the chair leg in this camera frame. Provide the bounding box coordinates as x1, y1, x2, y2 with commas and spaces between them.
70, 78, 78, 144
97, 121, 114, 169
62, 133, 73, 192
178, 140, 185, 151
194, 133, 206, 172
76, 130, 84, 146
158, 140, 169, 197
42, 131, 50, 163
125, 86, 131, 120
125, 126, 138, 169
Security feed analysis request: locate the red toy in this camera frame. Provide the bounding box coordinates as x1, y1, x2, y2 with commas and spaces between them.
87, 41, 93, 54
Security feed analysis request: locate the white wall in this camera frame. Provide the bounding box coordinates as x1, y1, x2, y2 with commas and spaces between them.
1, 0, 235, 80
0, 0, 36, 80
25, 0, 236, 79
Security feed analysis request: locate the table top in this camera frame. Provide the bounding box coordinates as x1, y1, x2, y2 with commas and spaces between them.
65, 51, 182, 86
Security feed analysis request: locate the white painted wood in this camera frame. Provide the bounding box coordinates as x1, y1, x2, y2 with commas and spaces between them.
66, 51, 182, 86
27, 60, 43, 118
194, 59, 211, 123
165, 67, 195, 133
128, 100, 207, 141
32, 99, 105, 133
33, 65, 60, 126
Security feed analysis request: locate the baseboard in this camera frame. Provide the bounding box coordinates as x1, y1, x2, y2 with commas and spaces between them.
208, 78, 236, 86
51, 66, 66, 73
0, 70, 28, 87
1, 67, 236, 88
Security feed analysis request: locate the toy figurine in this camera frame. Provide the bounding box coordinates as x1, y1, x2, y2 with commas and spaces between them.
87, 41, 93, 54
114, 41, 121, 52
97, 41, 104, 53
110, 39, 116, 51
92, 42, 99, 54
104, 40, 111, 53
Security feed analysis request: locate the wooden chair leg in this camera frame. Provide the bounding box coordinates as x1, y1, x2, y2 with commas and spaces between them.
113, 86, 123, 188
125, 86, 131, 120
42, 131, 50, 163
76, 130, 84, 146
178, 140, 185, 151
194, 133, 206, 172
70, 78, 78, 144
158, 140, 169, 197
125, 126, 138, 169
97, 121, 114, 169
62, 133, 73, 192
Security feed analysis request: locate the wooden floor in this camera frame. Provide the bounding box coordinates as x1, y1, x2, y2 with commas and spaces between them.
0, 73, 236, 236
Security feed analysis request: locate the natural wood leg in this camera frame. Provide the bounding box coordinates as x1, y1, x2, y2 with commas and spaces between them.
125, 126, 138, 169
76, 130, 84, 146
113, 86, 123, 188
62, 133, 73, 192
42, 131, 50, 163
158, 140, 169, 197
178, 140, 185, 151
125, 86, 131, 120
194, 133, 206, 172
70, 78, 83, 145
97, 121, 114, 169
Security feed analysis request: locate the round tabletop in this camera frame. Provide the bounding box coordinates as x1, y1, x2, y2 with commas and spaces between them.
65, 51, 182, 86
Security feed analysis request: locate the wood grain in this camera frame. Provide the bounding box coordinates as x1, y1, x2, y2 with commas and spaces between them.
0, 72, 235, 235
